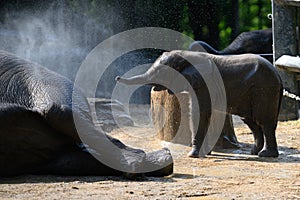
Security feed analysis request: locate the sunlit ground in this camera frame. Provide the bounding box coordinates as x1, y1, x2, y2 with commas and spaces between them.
0, 105, 299, 200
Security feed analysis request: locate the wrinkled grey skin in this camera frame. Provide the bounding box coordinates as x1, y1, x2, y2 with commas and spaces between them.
116, 50, 282, 158
189, 28, 273, 150
0, 50, 173, 178
189, 29, 272, 62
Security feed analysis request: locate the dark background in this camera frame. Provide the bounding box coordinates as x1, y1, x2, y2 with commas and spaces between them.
0, 0, 272, 103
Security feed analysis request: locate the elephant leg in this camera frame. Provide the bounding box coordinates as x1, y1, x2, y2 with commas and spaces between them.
45, 104, 146, 174
34, 146, 122, 176
188, 112, 210, 158
35, 145, 173, 178
242, 118, 264, 155
258, 125, 279, 157
251, 88, 280, 157
216, 114, 239, 149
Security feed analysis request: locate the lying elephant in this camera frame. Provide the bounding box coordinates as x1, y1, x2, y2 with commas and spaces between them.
189, 28, 272, 62
116, 50, 282, 158
0, 50, 173, 178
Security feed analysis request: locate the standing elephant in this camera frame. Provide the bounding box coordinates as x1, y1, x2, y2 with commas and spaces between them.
0, 50, 173, 178
189, 28, 273, 149
116, 50, 282, 158
189, 28, 273, 62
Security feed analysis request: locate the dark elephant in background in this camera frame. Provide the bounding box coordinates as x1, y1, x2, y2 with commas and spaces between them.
117, 50, 282, 158
189, 28, 273, 62
0, 50, 173, 178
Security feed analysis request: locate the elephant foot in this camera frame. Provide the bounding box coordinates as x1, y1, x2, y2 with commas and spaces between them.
187, 146, 200, 158
258, 149, 279, 158
251, 145, 263, 155
123, 172, 145, 180
144, 148, 174, 177
222, 135, 240, 149
121, 148, 174, 179
145, 162, 173, 177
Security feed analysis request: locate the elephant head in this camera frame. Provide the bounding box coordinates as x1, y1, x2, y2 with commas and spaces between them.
189, 29, 273, 62
115, 51, 211, 93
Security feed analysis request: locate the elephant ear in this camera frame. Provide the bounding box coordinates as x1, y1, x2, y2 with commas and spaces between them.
180, 59, 215, 90
180, 65, 205, 89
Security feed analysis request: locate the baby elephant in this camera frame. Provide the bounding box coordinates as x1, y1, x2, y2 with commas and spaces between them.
116, 51, 283, 158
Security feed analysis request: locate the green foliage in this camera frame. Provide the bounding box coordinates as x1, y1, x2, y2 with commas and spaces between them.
180, 3, 194, 38
68, 0, 273, 49
217, 0, 272, 49
239, 0, 272, 32
0, 0, 272, 49
218, 20, 232, 49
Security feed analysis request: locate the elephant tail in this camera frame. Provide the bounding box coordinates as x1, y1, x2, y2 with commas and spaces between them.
278, 86, 283, 117
277, 79, 284, 120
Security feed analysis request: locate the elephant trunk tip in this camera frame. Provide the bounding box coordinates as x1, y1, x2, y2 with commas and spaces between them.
115, 76, 127, 84
115, 75, 131, 85
115, 76, 121, 82
115, 74, 147, 85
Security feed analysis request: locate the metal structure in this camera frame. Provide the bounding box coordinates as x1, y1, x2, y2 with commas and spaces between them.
272, 0, 300, 120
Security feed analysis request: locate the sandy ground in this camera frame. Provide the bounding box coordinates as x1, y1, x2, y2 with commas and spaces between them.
0, 105, 300, 199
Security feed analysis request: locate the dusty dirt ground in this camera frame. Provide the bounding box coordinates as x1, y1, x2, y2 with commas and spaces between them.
0, 105, 300, 200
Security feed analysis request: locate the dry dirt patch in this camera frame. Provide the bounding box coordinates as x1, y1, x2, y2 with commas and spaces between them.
0, 107, 299, 199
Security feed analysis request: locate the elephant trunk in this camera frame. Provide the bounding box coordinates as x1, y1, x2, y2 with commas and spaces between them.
189, 41, 221, 55
115, 73, 148, 85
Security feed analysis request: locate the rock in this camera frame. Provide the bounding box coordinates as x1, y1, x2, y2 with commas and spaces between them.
88, 98, 134, 132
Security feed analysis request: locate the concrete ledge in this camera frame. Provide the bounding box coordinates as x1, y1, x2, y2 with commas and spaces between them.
275, 55, 300, 73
